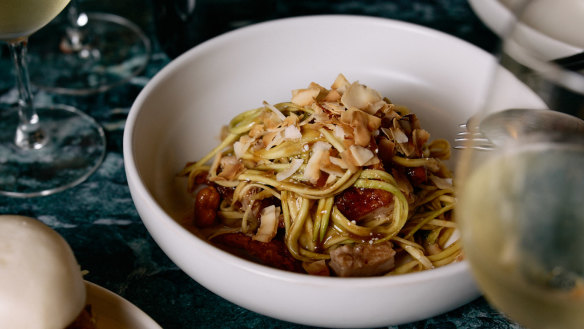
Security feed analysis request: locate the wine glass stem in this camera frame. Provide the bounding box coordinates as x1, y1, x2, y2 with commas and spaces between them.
68, 0, 80, 22
66, 0, 85, 48
8, 38, 47, 150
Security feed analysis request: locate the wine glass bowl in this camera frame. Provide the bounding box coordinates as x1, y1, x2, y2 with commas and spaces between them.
0, 0, 70, 40
456, 1, 584, 328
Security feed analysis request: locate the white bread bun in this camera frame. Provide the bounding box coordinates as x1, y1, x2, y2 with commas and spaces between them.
0, 215, 86, 329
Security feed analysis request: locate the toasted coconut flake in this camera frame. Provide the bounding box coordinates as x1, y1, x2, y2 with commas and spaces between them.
308, 81, 326, 89
324, 89, 342, 102
380, 127, 392, 139
291, 87, 320, 106
354, 125, 371, 147
265, 131, 285, 150
340, 108, 380, 147
283, 125, 302, 140
329, 156, 348, 169
262, 101, 286, 121
262, 112, 283, 129
331, 73, 350, 93
311, 103, 331, 123
366, 115, 381, 131
249, 124, 264, 138
262, 131, 279, 148
391, 128, 409, 144
340, 108, 381, 130
350, 145, 375, 166
233, 136, 253, 159
276, 158, 304, 181
369, 100, 387, 114
308, 82, 328, 101
362, 156, 380, 167
217, 156, 244, 180
340, 150, 358, 172
320, 101, 345, 114
413, 128, 430, 150
333, 125, 345, 140
303, 141, 332, 184
341, 81, 382, 114
347, 145, 375, 166
283, 113, 299, 126
253, 205, 280, 243
320, 155, 345, 177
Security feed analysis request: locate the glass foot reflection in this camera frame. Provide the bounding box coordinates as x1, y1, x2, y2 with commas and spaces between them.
0, 104, 106, 197
27, 12, 151, 95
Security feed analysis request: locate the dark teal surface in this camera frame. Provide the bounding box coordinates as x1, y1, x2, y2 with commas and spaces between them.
0, 0, 520, 328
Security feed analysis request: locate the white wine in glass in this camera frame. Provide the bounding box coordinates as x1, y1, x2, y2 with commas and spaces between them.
457, 1, 584, 328
0, 0, 106, 197
0, 0, 70, 40
459, 142, 584, 328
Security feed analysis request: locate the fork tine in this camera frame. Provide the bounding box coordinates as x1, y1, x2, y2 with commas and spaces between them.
454, 143, 495, 150
453, 119, 495, 150
454, 135, 491, 142
455, 132, 487, 138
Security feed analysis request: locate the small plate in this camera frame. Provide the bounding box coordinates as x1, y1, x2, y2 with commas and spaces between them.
86, 281, 162, 329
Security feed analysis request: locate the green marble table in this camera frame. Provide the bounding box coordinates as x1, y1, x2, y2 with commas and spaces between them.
0, 0, 521, 328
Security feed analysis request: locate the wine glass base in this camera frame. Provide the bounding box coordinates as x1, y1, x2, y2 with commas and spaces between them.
27, 12, 151, 95
0, 105, 106, 197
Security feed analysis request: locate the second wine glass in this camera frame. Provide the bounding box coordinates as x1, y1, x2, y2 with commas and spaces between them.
25, 0, 151, 95
456, 1, 584, 328
0, 0, 106, 197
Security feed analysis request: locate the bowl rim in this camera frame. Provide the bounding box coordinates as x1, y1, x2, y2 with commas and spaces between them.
124, 14, 478, 286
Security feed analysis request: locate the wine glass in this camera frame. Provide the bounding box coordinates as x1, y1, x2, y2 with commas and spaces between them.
456, 1, 584, 328
24, 0, 151, 95
0, 0, 106, 197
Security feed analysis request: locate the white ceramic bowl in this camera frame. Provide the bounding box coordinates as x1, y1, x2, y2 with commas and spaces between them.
124, 15, 496, 328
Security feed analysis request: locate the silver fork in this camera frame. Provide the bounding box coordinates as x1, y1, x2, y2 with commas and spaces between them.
453, 108, 584, 151
453, 118, 495, 151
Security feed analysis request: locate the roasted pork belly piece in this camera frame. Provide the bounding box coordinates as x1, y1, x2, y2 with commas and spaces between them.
329, 241, 396, 277
211, 232, 303, 273
334, 187, 393, 221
